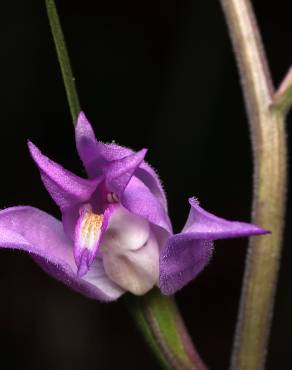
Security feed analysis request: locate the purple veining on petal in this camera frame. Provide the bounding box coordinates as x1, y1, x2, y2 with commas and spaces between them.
0, 206, 124, 301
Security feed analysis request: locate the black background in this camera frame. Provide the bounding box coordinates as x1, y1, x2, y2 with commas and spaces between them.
0, 1, 291, 369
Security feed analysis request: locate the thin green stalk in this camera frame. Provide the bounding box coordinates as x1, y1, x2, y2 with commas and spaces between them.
45, 0, 80, 124
127, 294, 172, 370
126, 289, 207, 370
273, 67, 292, 115
218, 1, 289, 369
45, 2, 207, 369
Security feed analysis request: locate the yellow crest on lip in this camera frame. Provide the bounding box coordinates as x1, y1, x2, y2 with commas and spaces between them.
78, 205, 104, 251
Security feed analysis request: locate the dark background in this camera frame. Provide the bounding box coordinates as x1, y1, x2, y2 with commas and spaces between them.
0, 1, 291, 369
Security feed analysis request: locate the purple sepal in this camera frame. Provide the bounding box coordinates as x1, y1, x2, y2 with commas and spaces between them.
159, 198, 269, 295
159, 236, 213, 295
28, 141, 98, 210
75, 113, 172, 235
0, 206, 124, 301
183, 198, 269, 239
75, 112, 168, 209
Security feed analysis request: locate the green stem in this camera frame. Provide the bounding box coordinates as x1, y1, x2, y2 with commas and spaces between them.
126, 289, 207, 370
219, 1, 287, 369
127, 294, 172, 370
45, 0, 81, 124
273, 67, 292, 115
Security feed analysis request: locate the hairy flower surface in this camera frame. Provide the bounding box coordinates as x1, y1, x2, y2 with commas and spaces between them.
0, 113, 267, 301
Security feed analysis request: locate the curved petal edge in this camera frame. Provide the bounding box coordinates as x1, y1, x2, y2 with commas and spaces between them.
0, 206, 124, 302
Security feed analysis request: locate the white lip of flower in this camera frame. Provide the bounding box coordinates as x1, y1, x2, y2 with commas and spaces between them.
101, 206, 159, 295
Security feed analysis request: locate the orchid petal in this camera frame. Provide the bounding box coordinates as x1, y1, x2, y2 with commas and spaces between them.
75, 112, 168, 209
182, 197, 268, 239
75, 112, 100, 174
135, 165, 168, 211
159, 198, 268, 295
0, 207, 124, 301
28, 141, 98, 209
74, 205, 111, 277
121, 176, 172, 235
75, 112, 125, 177
106, 149, 147, 197
159, 236, 213, 295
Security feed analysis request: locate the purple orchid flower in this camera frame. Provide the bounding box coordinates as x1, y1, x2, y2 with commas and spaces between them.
0, 112, 267, 301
